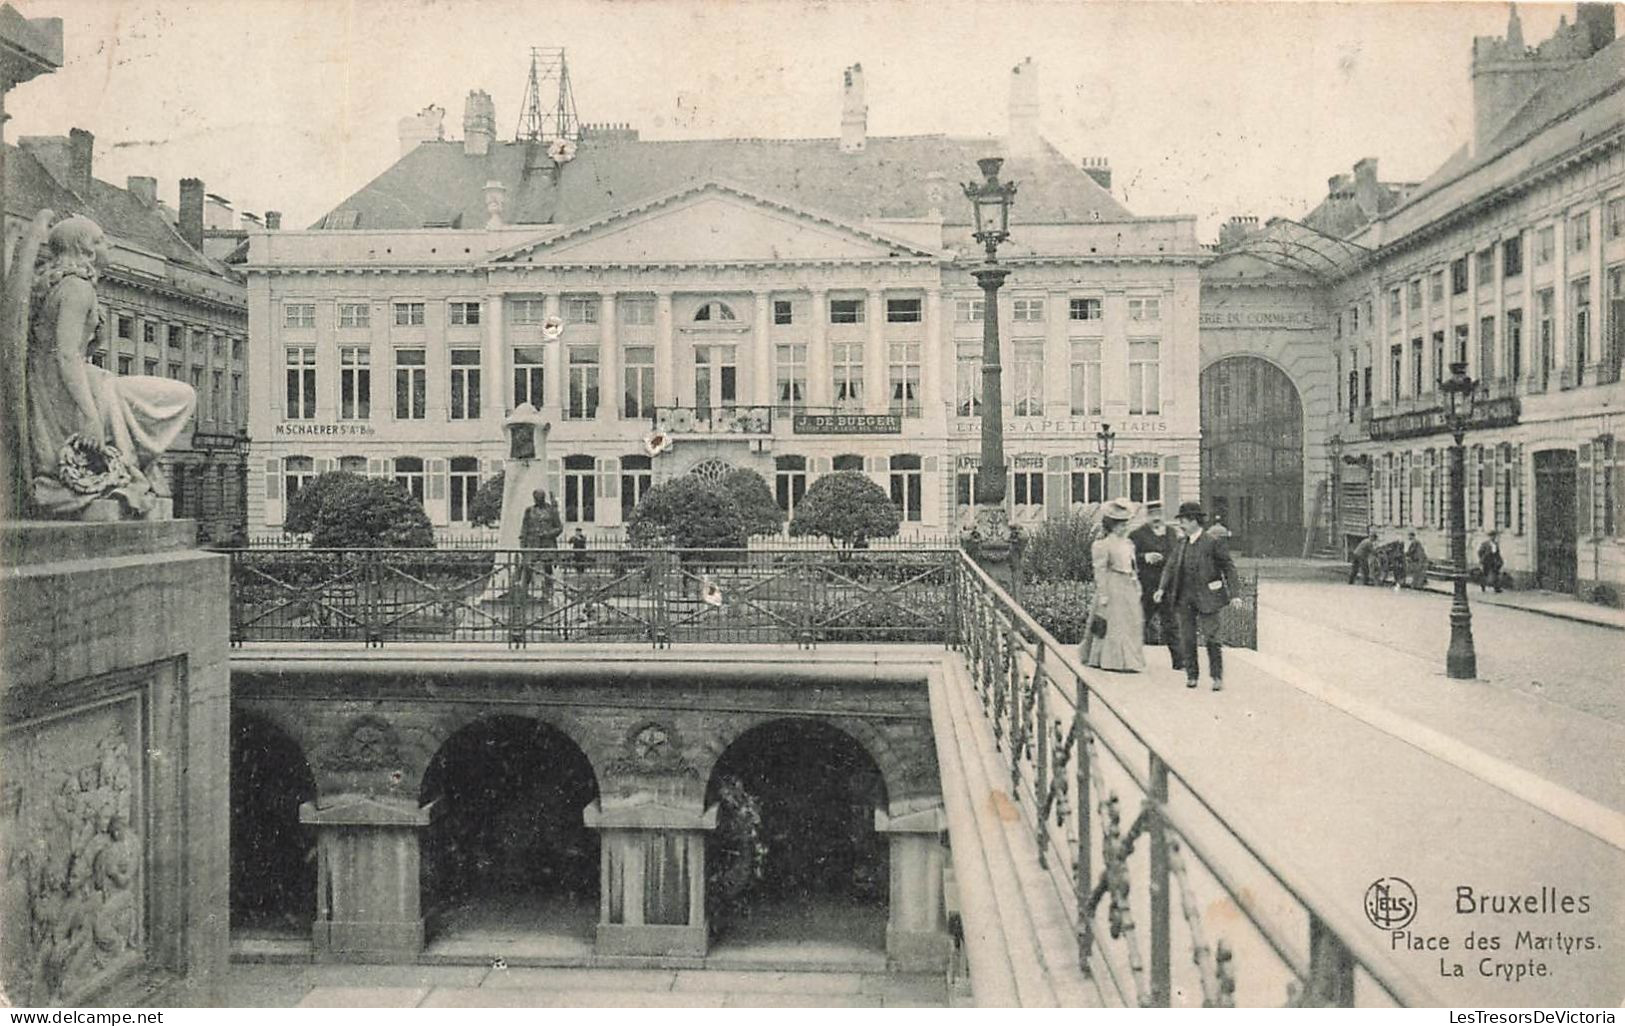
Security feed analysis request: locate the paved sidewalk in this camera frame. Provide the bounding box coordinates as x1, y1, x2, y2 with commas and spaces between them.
1416, 578, 1625, 630
226, 964, 954, 1008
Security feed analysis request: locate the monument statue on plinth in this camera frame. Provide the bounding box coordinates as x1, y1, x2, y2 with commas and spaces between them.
497, 403, 552, 550
4, 212, 196, 520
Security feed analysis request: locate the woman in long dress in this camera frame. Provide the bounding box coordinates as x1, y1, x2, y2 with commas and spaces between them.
26, 216, 194, 516
1087, 500, 1147, 672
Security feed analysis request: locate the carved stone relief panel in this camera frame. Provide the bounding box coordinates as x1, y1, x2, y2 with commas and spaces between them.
2, 694, 146, 1006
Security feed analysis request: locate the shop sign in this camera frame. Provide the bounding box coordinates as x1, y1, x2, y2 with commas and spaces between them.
954, 417, 1169, 437
793, 413, 902, 435
272, 423, 379, 437
1199, 310, 1325, 330
1367, 396, 1520, 441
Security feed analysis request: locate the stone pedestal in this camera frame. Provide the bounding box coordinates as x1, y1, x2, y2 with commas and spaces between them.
0, 520, 229, 1007
583, 796, 717, 957
299, 795, 441, 962
876, 804, 952, 971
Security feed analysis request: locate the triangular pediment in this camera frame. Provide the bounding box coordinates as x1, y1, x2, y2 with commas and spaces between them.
495, 182, 940, 266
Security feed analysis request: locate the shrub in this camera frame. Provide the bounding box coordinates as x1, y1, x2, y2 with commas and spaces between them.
719, 468, 785, 538
1021, 506, 1100, 584
310, 477, 435, 549
626, 476, 747, 549
1018, 580, 1095, 644
468, 471, 505, 528
789, 471, 901, 548
283, 471, 367, 535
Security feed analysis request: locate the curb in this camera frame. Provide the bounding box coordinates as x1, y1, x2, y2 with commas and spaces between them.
1415, 581, 1625, 632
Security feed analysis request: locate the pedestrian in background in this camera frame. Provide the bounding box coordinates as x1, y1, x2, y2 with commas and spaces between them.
1349, 529, 1377, 585
570, 527, 589, 574
1478, 529, 1505, 593
1155, 501, 1240, 692
1087, 498, 1146, 673
1404, 530, 1429, 591
1130, 500, 1180, 671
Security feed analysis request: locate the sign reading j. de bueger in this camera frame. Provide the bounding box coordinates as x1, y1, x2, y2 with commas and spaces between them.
792, 413, 902, 435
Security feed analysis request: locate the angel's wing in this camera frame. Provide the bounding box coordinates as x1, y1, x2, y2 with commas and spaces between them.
2, 209, 53, 514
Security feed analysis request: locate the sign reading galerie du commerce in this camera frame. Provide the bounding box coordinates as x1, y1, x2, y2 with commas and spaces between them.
793, 413, 903, 435
1368, 396, 1521, 441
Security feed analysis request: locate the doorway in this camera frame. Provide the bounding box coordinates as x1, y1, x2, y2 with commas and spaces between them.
1534, 449, 1578, 593
1200, 356, 1305, 554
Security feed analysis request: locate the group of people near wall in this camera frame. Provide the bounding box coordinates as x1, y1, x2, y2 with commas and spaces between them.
1085, 498, 1241, 692
1346, 527, 1508, 594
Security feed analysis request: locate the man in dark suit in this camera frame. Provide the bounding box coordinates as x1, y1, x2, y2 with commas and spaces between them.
1154, 501, 1241, 692
1129, 500, 1181, 671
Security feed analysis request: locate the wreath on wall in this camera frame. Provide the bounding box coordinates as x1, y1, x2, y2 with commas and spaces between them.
57, 434, 132, 495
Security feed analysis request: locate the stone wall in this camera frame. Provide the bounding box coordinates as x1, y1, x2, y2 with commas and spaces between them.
1, 521, 230, 1007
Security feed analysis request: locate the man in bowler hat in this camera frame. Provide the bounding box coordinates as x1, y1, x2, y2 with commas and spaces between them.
1154, 501, 1240, 692
1129, 500, 1181, 670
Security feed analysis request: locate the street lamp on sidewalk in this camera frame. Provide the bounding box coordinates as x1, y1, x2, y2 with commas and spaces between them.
962, 157, 1018, 562
1440, 362, 1478, 680
1096, 422, 1117, 501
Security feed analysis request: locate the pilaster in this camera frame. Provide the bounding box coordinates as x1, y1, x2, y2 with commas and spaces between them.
866, 288, 887, 414
808, 288, 831, 406
599, 290, 619, 422
754, 291, 774, 406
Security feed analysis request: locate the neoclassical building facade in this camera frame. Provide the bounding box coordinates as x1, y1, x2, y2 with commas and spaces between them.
246, 66, 1202, 538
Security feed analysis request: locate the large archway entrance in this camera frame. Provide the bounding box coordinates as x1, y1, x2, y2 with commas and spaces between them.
1200, 356, 1305, 555
705, 719, 888, 961
230, 714, 317, 945
419, 716, 599, 957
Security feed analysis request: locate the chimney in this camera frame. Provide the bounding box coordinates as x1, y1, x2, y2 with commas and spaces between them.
1352, 157, 1381, 214
463, 90, 496, 157
397, 104, 446, 157
67, 128, 93, 196
840, 64, 867, 153
1007, 57, 1040, 160
1081, 157, 1111, 192
1217, 215, 1261, 250
265, 210, 282, 231
179, 178, 205, 252
126, 175, 158, 206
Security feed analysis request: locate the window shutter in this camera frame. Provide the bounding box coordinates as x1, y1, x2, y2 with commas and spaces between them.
317, 457, 336, 475
263, 458, 282, 525
1613, 443, 1625, 539
1162, 455, 1180, 514
1107, 455, 1126, 504
548, 457, 562, 502
485, 457, 505, 481
368, 458, 386, 478
1514, 445, 1525, 535
923, 456, 938, 473
1577, 443, 1593, 539
1467, 447, 1480, 528
599, 457, 619, 498
1410, 452, 1423, 527
810, 456, 831, 475
429, 458, 447, 500
866, 455, 887, 474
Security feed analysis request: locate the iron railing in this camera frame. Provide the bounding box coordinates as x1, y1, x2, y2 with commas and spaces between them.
225, 547, 959, 647
950, 555, 1432, 1008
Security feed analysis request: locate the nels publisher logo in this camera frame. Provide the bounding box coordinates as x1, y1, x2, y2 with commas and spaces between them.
1365, 876, 1418, 930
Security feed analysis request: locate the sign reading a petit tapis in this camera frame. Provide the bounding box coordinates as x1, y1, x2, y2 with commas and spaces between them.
792, 413, 902, 435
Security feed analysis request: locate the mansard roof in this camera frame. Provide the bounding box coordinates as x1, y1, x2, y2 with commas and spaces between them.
313, 133, 1132, 232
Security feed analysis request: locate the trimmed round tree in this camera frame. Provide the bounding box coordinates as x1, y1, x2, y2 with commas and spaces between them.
283, 471, 366, 535
719, 468, 784, 539
468, 470, 505, 529
310, 476, 435, 549
789, 470, 901, 548
625, 475, 747, 549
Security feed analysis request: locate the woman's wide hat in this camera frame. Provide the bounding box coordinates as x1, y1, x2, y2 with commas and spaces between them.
1100, 497, 1137, 521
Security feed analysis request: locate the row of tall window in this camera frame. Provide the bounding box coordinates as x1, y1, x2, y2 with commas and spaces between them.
951, 295, 1159, 323
1370, 444, 1525, 536
954, 338, 1161, 417
111, 313, 244, 364
92, 350, 241, 426
1341, 265, 1624, 418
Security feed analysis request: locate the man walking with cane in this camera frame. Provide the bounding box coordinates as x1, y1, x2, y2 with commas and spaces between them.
1154, 501, 1240, 692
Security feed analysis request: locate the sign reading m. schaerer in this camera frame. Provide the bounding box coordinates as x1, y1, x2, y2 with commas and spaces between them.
792, 413, 903, 435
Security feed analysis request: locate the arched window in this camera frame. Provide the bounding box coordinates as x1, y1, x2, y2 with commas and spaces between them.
621, 454, 652, 520
338, 455, 368, 475
889, 454, 923, 523
832, 454, 864, 473
393, 456, 425, 502
283, 456, 314, 502
449, 456, 480, 523
775, 455, 807, 518
693, 302, 737, 323
563, 454, 596, 523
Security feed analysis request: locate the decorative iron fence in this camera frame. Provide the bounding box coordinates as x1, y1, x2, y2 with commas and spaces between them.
225, 547, 959, 647
950, 555, 1430, 1007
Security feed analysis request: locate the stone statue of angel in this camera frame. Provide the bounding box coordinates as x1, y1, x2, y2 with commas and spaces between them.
5, 211, 195, 518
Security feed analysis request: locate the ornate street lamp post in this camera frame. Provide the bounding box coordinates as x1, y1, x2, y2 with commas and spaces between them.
1096, 423, 1117, 501
962, 157, 1018, 561
1440, 362, 1478, 679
